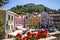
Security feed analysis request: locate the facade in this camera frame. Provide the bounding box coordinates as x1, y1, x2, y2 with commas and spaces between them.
5, 11, 26, 38
41, 11, 49, 28
5, 11, 17, 38
48, 12, 60, 27
25, 12, 41, 28
14, 14, 25, 29
4, 10, 60, 38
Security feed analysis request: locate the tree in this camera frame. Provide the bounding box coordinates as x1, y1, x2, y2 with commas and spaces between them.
58, 9, 60, 12
0, 0, 9, 39
0, 0, 9, 6
10, 3, 55, 14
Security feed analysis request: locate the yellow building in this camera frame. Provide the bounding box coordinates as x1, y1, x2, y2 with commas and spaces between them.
26, 13, 41, 27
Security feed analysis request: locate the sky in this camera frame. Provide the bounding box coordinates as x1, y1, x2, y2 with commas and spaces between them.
3, 0, 60, 10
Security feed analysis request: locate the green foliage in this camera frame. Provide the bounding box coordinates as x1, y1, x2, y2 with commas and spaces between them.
0, 21, 4, 30
57, 23, 60, 28
58, 9, 60, 12
0, 0, 9, 6
0, 30, 4, 39
0, 10, 5, 30
0, 21, 4, 27
15, 37, 19, 40
10, 3, 56, 14
30, 36, 36, 40
6, 21, 8, 26
40, 33, 44, 38
0, 10, 5, 39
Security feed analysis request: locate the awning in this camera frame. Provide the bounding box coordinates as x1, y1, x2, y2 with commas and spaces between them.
21, 28, 27, 31
17, 26, 23, 29
9, 30, 23, 36
16, 26, 27, 31
28, 29, 35, 32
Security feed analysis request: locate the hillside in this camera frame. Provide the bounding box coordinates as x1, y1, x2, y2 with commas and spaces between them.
10, 3, 56, 14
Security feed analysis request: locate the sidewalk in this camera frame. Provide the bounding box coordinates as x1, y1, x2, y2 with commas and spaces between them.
2, 38, 14, 40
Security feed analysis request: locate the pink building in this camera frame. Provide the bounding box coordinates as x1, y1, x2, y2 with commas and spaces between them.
14, 14, 25, 29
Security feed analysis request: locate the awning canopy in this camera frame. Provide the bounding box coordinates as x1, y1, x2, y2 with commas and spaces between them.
9, 30, 23, 36
16, 26, 27, 31
17, 26, 23, 29
21, 28, 27, 31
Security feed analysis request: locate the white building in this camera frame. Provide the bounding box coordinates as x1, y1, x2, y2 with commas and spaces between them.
5, 11, 17, 38
41, 11, 49, 28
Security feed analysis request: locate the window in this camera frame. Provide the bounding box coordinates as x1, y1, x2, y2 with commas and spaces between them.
11, 16, 13, 21
8, 15, 10, 20
16, 20, 19, 24
7, 25, 10, 30
11, 25, 13, 29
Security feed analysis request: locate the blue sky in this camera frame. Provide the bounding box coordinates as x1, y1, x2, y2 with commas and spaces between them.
3, 0, 60, 10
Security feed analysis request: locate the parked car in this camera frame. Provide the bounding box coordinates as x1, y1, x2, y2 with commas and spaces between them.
48, 27, 59, 33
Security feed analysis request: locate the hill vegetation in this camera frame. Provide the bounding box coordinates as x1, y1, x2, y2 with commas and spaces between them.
10, 3, 56, 14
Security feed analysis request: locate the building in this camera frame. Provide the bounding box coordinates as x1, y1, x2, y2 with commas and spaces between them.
14, 14, 25, 29
5, 11, 20, 38
5, 11, 27, 38
5, 11, 26, 38
41, 11, 49, 28
48, 12, 60, 27
25, 12, 41, 29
